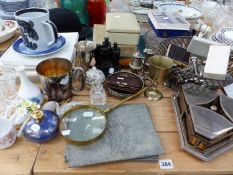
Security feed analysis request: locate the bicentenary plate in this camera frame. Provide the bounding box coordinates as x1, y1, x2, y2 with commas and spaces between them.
13, 35, 66, 57
158, 2, 202, 20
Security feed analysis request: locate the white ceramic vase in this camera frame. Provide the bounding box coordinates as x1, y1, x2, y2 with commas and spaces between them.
16, 66, 44, 105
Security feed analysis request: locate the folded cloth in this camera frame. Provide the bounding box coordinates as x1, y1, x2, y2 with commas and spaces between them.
0, 32, 79, 70
63, 103, 164, 167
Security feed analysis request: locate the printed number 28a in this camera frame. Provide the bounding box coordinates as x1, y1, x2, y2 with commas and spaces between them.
161, 161, 172, 167
159, 159, 174, 169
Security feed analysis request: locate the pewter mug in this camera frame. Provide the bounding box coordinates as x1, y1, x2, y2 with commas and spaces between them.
36, 58, 85, 103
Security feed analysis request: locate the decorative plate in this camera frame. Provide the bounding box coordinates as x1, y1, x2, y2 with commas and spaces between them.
0, 20, 17, 44
211, 33, 233, 46
219, 28, 233, 44
13, 35, 66, 57
158, 2, 202, 20
215, 32, 233, 45
210, 34, 218, 42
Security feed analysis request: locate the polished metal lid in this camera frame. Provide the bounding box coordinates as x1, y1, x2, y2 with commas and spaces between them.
182, 83, 218, 105
190, 105, 233, 140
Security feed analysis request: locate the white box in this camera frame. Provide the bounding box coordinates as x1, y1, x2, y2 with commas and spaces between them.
105, 13, 140, 46
0, 32, 78, 69
203, 45, 231, 80
0, 32, 79, 82
187, 36, 223, 58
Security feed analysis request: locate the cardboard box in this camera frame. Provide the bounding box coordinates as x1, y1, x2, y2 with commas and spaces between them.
105, 13, 140, 46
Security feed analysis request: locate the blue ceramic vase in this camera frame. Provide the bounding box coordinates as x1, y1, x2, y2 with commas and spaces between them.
23, 110, 59, 143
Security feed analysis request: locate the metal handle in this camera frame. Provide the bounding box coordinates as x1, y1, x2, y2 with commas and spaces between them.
72, 67, 86, 92
43, 21, 58, 46
103, 87, 148, 113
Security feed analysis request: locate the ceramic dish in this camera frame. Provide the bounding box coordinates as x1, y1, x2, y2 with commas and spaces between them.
215, 32, 233, 45
158, 2, 202, 20
211, 33, 233, 46
0, 20, 17, 44
211, 34, 218, 42
219, 28, 233, 43
13, 35, 66, 57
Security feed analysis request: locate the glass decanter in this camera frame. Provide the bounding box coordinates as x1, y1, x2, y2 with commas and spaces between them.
89, 82, 106, 105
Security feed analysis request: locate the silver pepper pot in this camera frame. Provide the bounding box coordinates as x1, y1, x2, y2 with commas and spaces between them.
129, 51, 143, 73
143, 48, 154, 77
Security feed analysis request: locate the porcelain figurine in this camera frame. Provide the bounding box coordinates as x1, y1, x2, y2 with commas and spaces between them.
15, 66, 44, 105
9, 100, 38, 126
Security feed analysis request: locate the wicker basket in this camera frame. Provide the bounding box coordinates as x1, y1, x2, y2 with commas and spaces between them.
156, 36, 233, 90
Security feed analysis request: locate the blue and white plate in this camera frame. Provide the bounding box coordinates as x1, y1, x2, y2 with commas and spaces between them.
13, 35, 66, 57
210, 33, 233, 51
219, 28, 233, 44
215, 32, 233, 45
211, 34, 218, 42
158, 2, 202, 20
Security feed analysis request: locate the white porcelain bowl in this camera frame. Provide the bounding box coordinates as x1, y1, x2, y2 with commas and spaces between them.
0, 20, 17, 44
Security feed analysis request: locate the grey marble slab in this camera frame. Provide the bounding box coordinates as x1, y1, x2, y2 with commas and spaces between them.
64, 103, 164, 167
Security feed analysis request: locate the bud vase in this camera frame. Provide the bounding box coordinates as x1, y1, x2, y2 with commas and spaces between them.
16, 66, 44, 105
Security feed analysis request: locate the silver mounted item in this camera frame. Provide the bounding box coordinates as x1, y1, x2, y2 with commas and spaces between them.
172, 83, 233, 161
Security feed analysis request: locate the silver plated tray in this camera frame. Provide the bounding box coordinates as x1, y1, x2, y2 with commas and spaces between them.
172, 94, 233, 161
172, 83, 233, 161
